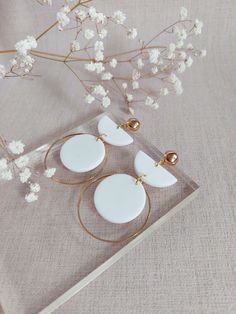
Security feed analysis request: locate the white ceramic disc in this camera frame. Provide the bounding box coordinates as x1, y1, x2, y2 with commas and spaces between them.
60, 134, 105, 173
98, 116, 133, 146
134, 151, 177, 188
94, 174, 146, 224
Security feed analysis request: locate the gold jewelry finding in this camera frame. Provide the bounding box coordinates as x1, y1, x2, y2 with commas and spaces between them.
155, 151, 179, 167
117, 118, 141, 132
96, 134, 107, 142
43, 133, 107, 186
77, 173, 151, 244
135, 174, 146, 185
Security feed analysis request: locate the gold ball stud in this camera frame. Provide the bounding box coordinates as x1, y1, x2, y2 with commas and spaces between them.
164, 151, 179, 166
126, 118, 141, 132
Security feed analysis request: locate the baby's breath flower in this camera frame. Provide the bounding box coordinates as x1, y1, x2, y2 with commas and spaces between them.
109, 58, 117, 68
180, 7, 188, 21
99, 29, 108, 39
187, 43, 194, 50
0, 65, 6, 79
10, 59, 17, 66
14, 155, 29, 168
200, 49, 207, 57
112, 10, 126, 24
30, 182, 41, 193
175, 84, 183, 95
126, 93, 133, 102
101, 72, 113, 80
132, 81, 139, 90
62, 5, 70, 14
145, 96, 154, 106
71, 40, 80, 52
127, 28, 137, 39
132, 69, 141, 81
170, 76, 183, 95
178, 51, 187, 59
88, 7, 106, 24
94, 41, 104, 51
95, 50, 104, 62
145, 96, 159, 109
137, 58, 144, 69
168, 73, 178, 84
176, 40, 184, 48
88, 6, 97, 20
85, 94, 95, 104
85, 62, 96, 72
167, 43, 176, 59
193, 19, 203, 35
160, 87, 169, 96
84, 29, 95, 40
0, 158, 8, 170
169, 43, 176, 52
95, 12, 106, 24
122, 82, 128, 89
152, 102, 159, 109
93, 85, 107, 96
94, 62, 105, 74
173, 27, 187, 41
177, 61, 186, 73
102, 96, 111, 108
57, 11, 70, 30
75, 9, 87, 21
25, 192, 38, 203
44, 168, 56, 178
15, 36, 37, 56
21, 55, 35, 68
148, 49, 160, 64
8, 140, 25, 155
151, 66, 158, 74
167, 51, 175, 60
19, 168, 31, 183
1, 169, 13, 181
185, 56, 193, 67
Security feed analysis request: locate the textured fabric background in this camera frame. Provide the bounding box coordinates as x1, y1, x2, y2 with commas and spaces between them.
0, 0, 236, 313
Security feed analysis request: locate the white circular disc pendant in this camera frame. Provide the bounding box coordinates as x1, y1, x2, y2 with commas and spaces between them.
94, 174, 146, 224
60, 134, 105, 173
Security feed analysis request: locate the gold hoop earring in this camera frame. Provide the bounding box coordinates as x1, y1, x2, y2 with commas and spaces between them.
76, 150, 178, 243
77, 173, 151, 244
43, 133, 107, 186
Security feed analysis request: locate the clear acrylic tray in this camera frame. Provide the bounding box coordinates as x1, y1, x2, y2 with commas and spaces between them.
1, 111, 199, 314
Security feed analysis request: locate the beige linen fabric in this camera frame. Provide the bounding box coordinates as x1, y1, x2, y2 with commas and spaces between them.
0, 0, 236, 313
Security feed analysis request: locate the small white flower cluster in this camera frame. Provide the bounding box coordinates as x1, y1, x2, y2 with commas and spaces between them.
71, 40, 80, 52
0, 137, 56, 203
127, 28, 137, 40
75, 7, 138, 108
145, 96, 159, 110
1, 5, 206, 113
5, 35, 38, 76
86, 84, 111, 108
0, 65, 6, 79
57, 5, 71, 30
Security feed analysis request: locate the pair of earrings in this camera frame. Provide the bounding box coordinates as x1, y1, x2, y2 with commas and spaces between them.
44, 115, 178, 243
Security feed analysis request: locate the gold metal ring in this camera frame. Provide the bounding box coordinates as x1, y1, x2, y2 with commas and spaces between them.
77, 173, 151, 243
43, 133, 107, 186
